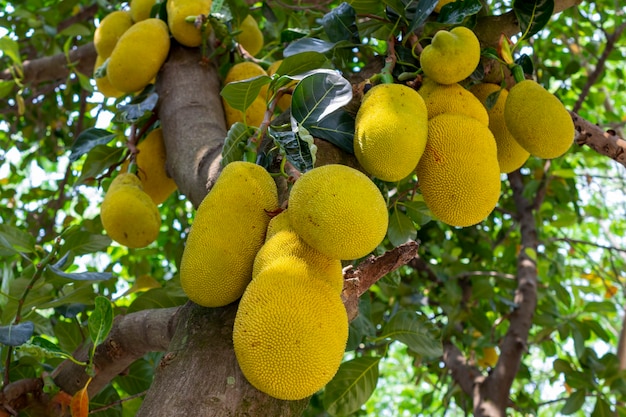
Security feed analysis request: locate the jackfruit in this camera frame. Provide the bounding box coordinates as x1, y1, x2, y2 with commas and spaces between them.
253, 229, 344, 294
222, 61, 268, 127
121, 128, 178, 205
420, 26, 480, 85
354, 83, 428, 182
130, 0, 156, 22
107, 18, 170, 93
477, 346, 499, 368
504, 80, 574, 159
416, 114, 501, 227
100, 173, 161, 248
93, 55, 124, 99
470, 83, 530, 173
233, 258, 348, 400
94, 10, 133, 59
264, 209, 290, 241
167, 0, 212, 47
418, 78, 489, 126
179, 161, 279, 307
288, 164, 388, 260
236, 14, 264, 57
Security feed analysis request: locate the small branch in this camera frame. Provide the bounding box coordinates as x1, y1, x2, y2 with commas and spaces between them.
617, 306, 626, 371
551, 236, 626, 253
341, 241, 420, 321
88, 390, 148, 414
570, 111, 626, 167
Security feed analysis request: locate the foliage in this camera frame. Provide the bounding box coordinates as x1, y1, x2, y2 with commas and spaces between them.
1, 0, 625, 416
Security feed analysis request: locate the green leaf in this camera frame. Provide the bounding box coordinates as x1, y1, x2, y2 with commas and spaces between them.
401, 199, 432, 226
88, 296, 114, 347
407, 0, 439, 33
0, 80, 15, 99
0, 322, 34, 346
54, 320, 84, 353
322, 2, 359, 43
560, 389, 587, 415
0, 36, 22, 66
583, 301, 616, 314
591, 397, 613, 417
61, 230, 112, 256
76, 145, 126, 185
387, 207, 417, 247
284, 38, 336, 56
126, 288, 187, 313
221, 75, 271, 113
302, 108, 355, 154
115, 91, 159, 124
269, 127, 315, 173
437, 0, 483, 24
221, 122, 255, 165
273, 52, 330, 77
0, 224, 36, 254
115, 359, 154, 395
377, 310, 443, 357
70, 128, 119, 162
323, 356, 381, 416
46, 265, 113, 282
553, 358, 573, 374
89, 384, 122, 417
513, 0, 554, 41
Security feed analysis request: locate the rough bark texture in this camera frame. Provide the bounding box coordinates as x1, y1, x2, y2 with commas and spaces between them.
51, 307, 179, 397
156, 43, 226, 207
570, 110, 626, 167
136, 302, 310, 417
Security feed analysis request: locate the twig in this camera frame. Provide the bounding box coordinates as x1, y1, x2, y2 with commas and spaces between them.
88, 390, 148, 414
570, 111, 626, 167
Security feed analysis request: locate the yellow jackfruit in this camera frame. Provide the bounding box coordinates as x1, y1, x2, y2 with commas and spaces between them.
94, 10, 133, 59
354, 83, 428, 182
107, 18, 170, 93
167, 0, 212, 47
253, 229, 344, 294
121, 128, 178, 205
477, 346, 499, 368
100, 173, 161, 248
288, 164, 388, 260
504, 80, 574, 159
93, 55, 124, 99
236, 14, 264, 57
222, 61, 269, 127
418, 78, 489, 126
130, 0, 156, 22
179, 161, 279, 307
420, 26, 480, 85
233, 258, 348, 400
470, 83, 530, 173
416, 114, 501, 227
264, 209, 290, 241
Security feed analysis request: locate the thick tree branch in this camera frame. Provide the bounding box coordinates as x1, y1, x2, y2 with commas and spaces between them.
442, 341, 482, 397
570, 111, 626, 167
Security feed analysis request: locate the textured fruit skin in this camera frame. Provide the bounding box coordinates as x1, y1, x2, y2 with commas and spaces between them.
253, 228, 344, 294
100, 173, 161, 248
233, 258, 348, 400
222, 62, 268, 127
288, 164, 388, 260
504, 80, 574, 159
420, 27, 480, 85
418, 78, 489, 126
167, 0, 212, 47
107, 18, 170, 93
354, 83, 428, 182
121, 128, 177, 205
236, 15, 264, 57
264, 209, 291, 241
94, 11, 133, 59
93, 55, 124, 98
470, 83, 530, 173
417, 114, 501, 227
130, 0, 156, 22
179, 161, 279, 307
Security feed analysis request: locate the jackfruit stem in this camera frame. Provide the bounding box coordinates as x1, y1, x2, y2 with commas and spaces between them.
510, 64, 525, 84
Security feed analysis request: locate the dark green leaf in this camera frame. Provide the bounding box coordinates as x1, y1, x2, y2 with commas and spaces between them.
88, 296, 114, 347
221, 122, 256, 165
221, 75, 271, 112
583, 301, 616, 314
89, 384, 122, 417
115, 90, 159, 124
401, 200, 432, 226
126, 288, 188, 313
54, 320, 84, 353
437, 0, 483, 24
284, 38, 336, 56
591, 397, 613, 417
407, 0, 439, 33
269, 127, 315, 173
513, 0, 554, 41
0, 224, 36, 253
347, 0, 385, 14
515, 54, 534, 75
46, 265, 113, 282
76, 145, 126, 185
0, 322, 34, 346
560, 389, 587, 415
115, 359, 154, 395
553, 358, 573, 374
303, 108, 354, 153
378, 310, 443, 357
30, 335, 65, 355
388, 207, 417, 247
0, 36, 22, 66
322, 2, 359, 43
0, 80, 15, 99
61, 230, 112, 256
271, 52, 330, 76
323, 356, 381, 416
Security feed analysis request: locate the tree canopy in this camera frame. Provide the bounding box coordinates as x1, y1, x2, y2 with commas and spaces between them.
1, 0, 625, 416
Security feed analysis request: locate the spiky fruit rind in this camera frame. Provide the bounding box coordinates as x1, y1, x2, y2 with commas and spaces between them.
236, 14, 264, 57
100, 173, 161, 248
166, 0, 212, 47
420, 26, 480, 85
107, 18, 170, 93
418, 78, 489, 126
504, 80, 574, 159
94, 10, 133, 59
354, 83, 428, 182
121, 128, 178, 205
417, 114, 501, 227
470, 83, 530, 173
288, 164, 388, 260
179, 161, 279, 307
233, 258, 348, 400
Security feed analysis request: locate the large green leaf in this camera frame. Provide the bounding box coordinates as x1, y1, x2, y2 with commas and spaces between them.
268, 127, 315, 173
60, 230, 112, 256
560, 389, 587, 415
126, 288, 187, 313
46, 265, 113, 282
387, 207, 417, 247
90, 384, 122, 417
377, 310, 443, 357
0, 322, 34, 346
513, 0, 554, 41
437, 0, 483, 24
302, 108, 355, 154
76, 145, 126, 185
221, 122, 256, 166
283, 38, 336, 56
592, 397, 614, 417
115, 359, 154, 395
220, 75, 271, 113
270, 51, 330, 76
69, 128, 119, 162
323, 356, 381, 416
322, 2, 359, 43
0, 36, 22, 66
115, 90, 159, 124
88, 296, 114, 347
0, 224, 36, 253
